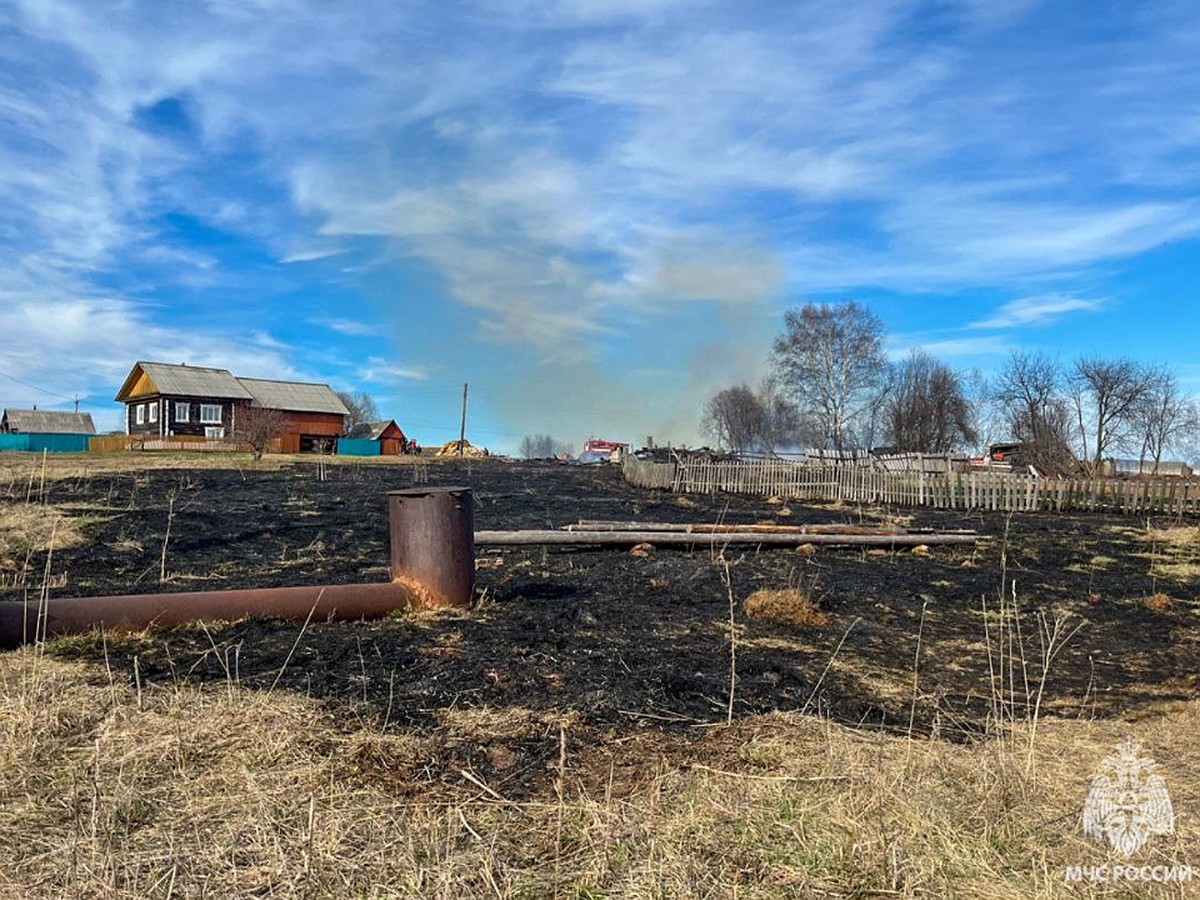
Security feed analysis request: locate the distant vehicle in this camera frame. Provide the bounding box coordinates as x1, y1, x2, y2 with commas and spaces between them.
987, 442, 1025, 464
580, 438, 628, 463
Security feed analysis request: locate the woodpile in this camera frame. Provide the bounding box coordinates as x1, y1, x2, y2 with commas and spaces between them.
433, 439, 487, 457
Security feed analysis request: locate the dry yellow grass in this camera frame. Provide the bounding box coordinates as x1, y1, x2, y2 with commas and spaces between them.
1144, 592, 1175, 612
0, 504, 87, 579
0, 650, 1198, 898
0, 450, 442, 486
1110, 522, 1200, 580
745, 587, 831, 628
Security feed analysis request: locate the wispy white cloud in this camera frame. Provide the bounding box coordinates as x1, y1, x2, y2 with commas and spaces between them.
886, 334, 1015, 362
971, 295, 1106, 329
282, 248, 346, 264
358, 357, 429, 383
311, 317, 376, 337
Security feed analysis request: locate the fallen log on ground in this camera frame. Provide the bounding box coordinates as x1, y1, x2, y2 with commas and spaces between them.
476, 530, 981, 547
566, 520, 979, 536
568, 521, 908, 535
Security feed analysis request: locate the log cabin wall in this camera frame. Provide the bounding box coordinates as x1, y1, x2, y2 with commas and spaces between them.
126, 397, 241, 437
165, 397, 243, 437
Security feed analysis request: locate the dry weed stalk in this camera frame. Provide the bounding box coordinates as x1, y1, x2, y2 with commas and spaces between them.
906, 597, 929, 747
721, 557, 737, 726
158, 491, 176, 583
982, 579, 1082, 772
801, 616, 862, 717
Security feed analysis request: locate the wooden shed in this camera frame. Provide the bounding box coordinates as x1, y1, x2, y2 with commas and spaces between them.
236, 378, 350, 453
2, 409, 96, 435
365, 419, 408, 455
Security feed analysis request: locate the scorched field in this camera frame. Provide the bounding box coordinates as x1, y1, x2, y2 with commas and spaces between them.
1, 453, 1198, 898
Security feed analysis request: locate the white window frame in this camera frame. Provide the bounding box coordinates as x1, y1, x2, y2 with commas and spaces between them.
174, 401, 190, 423
205, 426, 225, 439
135, 404, 145, 425
148, 402, 158, 424
199, 404, 223, 425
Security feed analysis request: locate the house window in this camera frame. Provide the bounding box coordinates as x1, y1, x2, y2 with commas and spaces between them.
199, 404, 222, 424
174, 402, 190, 422
148, 403, 158, 423
135, 404, 145, 425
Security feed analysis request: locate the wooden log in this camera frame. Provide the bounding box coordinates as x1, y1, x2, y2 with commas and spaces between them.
475, 530, 982, 547
566, 521, 925, 535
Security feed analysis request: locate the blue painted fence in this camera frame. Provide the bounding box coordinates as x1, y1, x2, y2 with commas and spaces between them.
335, 438, 380, 456
0, 433, 93, 453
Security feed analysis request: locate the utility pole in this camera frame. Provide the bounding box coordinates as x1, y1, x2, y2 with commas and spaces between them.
458, 382, 468, 456
73, 395, 79, 414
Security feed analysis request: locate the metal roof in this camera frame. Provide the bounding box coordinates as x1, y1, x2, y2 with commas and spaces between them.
1112, 458, 1192, 476
365, 420, 402, 440
120, 362, 253, 400
2, 409, 97, 434
237, 378, 350, 415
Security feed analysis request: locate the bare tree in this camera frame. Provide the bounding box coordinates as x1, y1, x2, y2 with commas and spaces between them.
237, 406, 290, 460
336, 390, 379, 435
701, 380, 804, 454
992, 352, 1076, 473
755, 376, 803, 452
1134, 368, 1199, 473
702, 385, 766, 452
1069, 357, 1154, 471
772, 301, 888, 450
519, 434, 570, 459
884, 350, 978, 452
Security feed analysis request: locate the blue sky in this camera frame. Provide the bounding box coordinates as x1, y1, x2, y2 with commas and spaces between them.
2, 0, 1199, 450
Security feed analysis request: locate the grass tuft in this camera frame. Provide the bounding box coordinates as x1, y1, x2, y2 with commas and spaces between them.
745, 588, 830, 628
1144, 591, 1174, 612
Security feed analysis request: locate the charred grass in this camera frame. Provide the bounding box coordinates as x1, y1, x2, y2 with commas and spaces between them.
1, 456, 1200, 896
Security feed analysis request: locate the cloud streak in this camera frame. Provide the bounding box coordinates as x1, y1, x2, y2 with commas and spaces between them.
971, 295, 1106, 330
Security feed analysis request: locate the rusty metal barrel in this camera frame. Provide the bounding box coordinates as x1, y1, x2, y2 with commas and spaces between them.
387, 486, 475, 609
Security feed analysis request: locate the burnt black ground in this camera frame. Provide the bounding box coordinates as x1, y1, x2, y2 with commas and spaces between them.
9, 459, 1200, 778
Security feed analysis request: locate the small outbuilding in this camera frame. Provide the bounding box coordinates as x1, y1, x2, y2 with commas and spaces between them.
341, 419, 410, 455
2, 409, 96, 434
0, 409, 97, 452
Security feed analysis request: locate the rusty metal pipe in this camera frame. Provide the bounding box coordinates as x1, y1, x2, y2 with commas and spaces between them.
0, 581, 418, 650
388, 486, 474, 609
0, 487, 477, 649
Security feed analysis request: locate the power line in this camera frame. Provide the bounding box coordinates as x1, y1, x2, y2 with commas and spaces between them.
0, 367, 81, 404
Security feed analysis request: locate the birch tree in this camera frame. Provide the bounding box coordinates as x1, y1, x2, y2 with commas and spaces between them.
772, 301, 887, 450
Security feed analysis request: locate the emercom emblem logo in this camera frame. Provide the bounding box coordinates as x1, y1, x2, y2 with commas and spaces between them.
1082, 739, 1175, 857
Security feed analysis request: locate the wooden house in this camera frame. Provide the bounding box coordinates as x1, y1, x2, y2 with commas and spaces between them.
115, 362, 350, 452
116, 362, 252, 439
